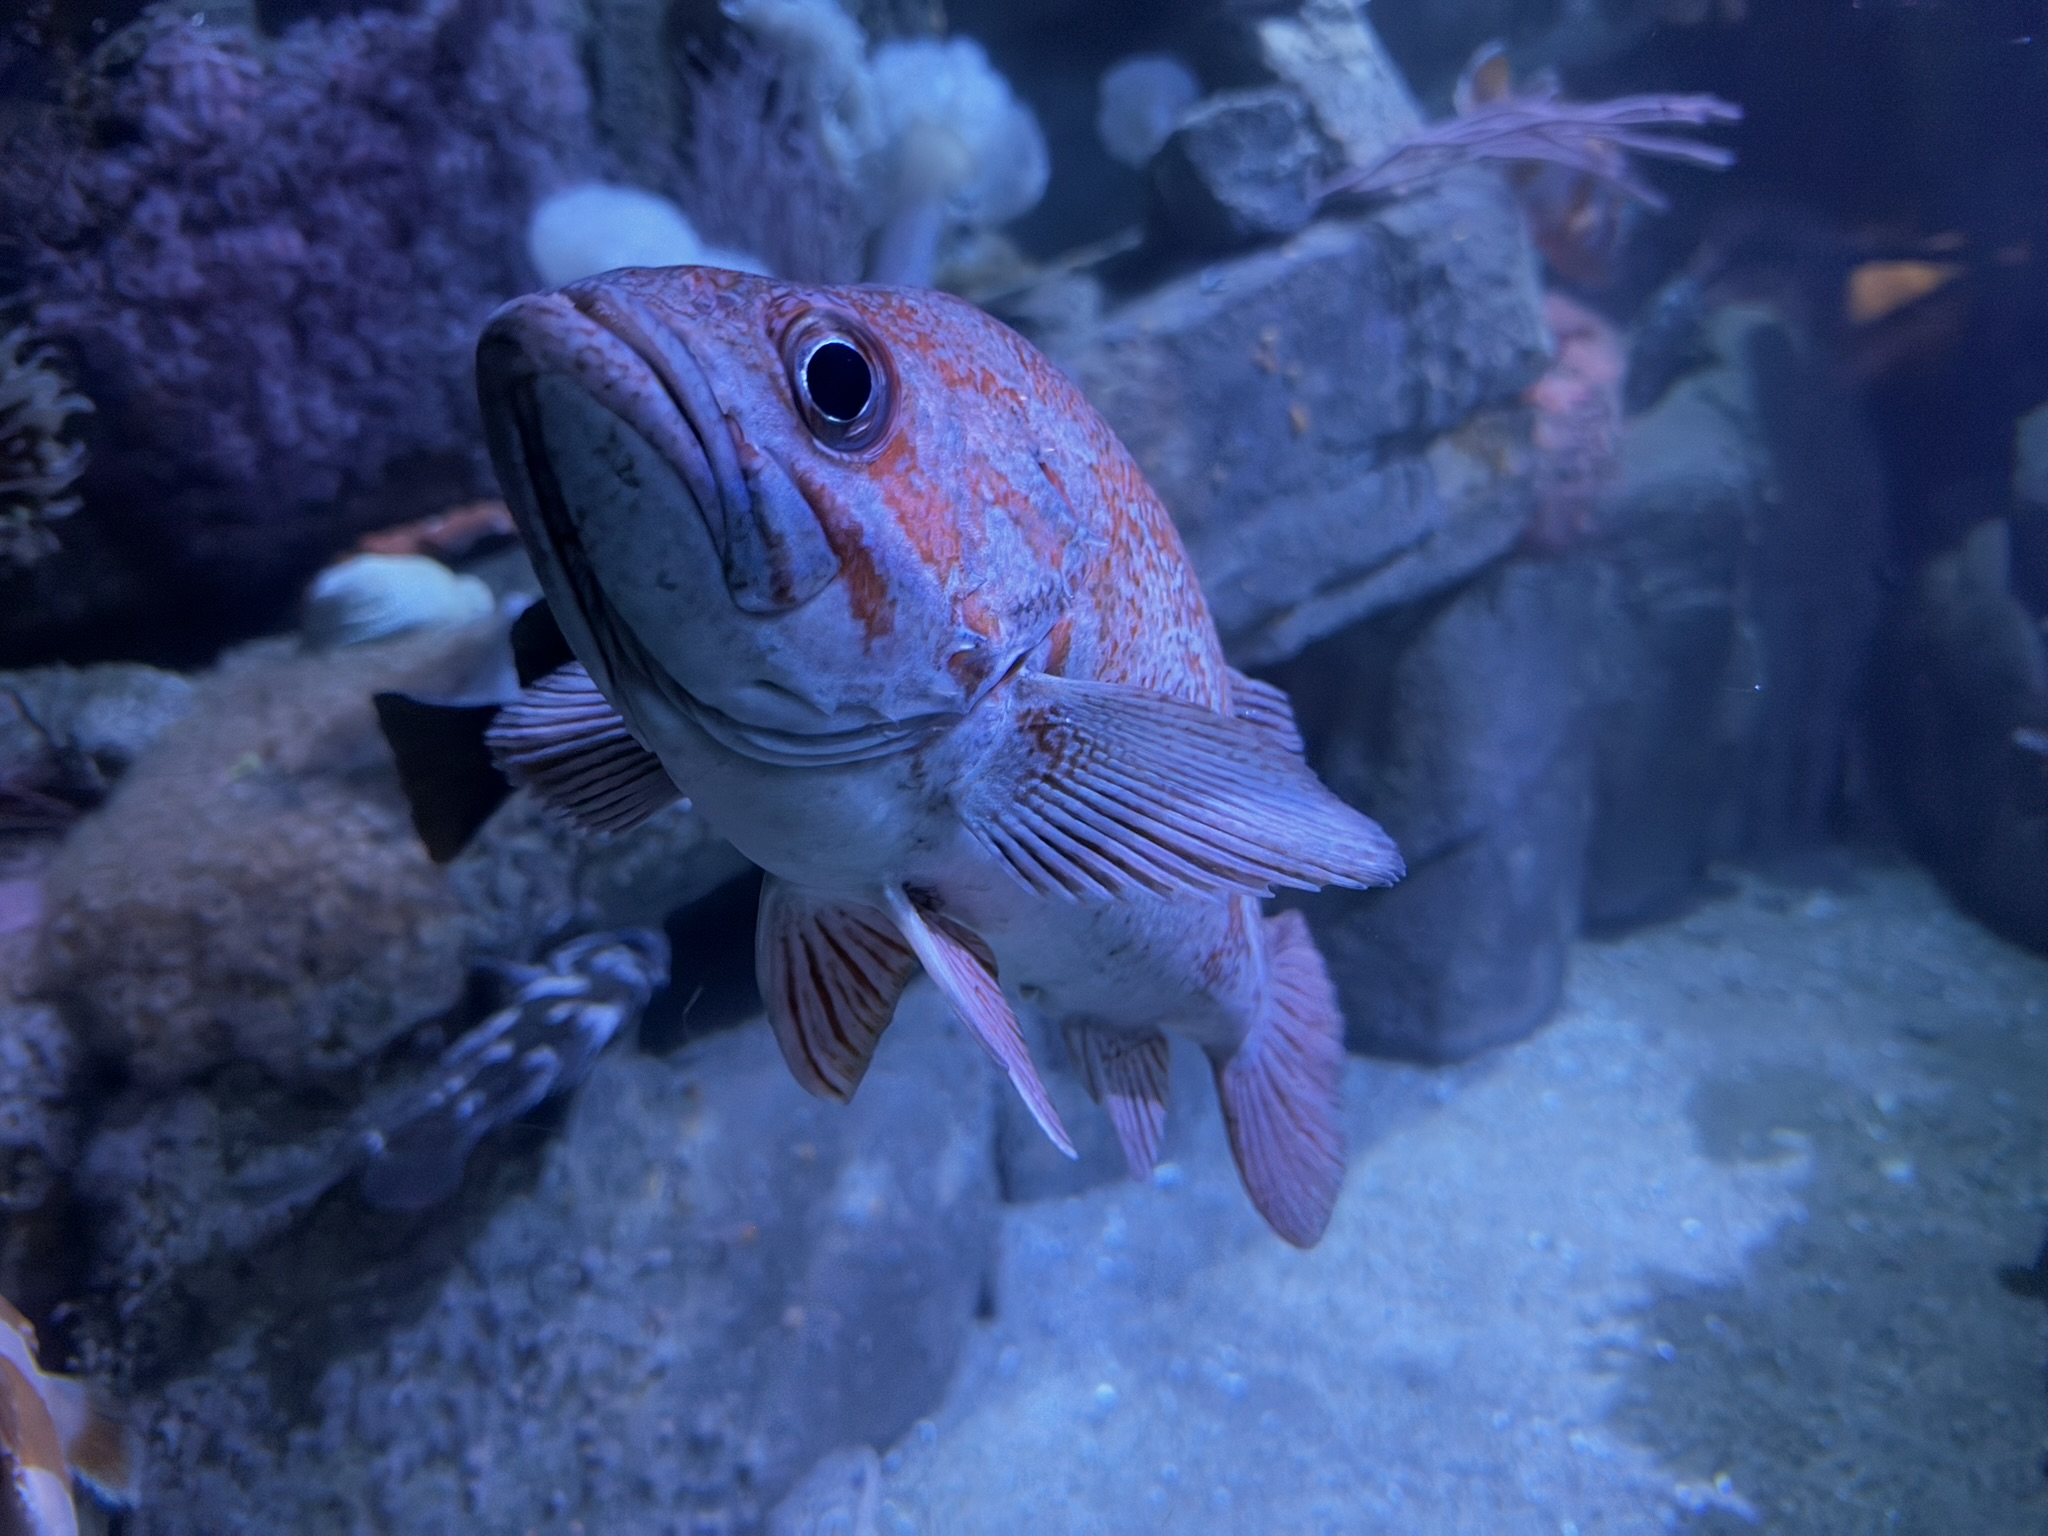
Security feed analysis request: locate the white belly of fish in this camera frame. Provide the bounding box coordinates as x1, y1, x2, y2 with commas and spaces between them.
634, 694, 1262, 1055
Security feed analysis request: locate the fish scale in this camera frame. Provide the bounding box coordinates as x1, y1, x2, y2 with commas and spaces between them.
469, 266, 1405, 1247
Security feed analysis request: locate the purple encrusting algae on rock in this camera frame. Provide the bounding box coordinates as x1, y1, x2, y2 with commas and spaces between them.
0, 0, 594, 653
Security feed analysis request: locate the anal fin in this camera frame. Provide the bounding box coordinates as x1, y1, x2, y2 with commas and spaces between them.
1067, 1025, 1170, 1180
757, 879, 919, 1102
880, 885, 1074, 1158
486, 662, 684, 835
1215, 909, 1347, 1248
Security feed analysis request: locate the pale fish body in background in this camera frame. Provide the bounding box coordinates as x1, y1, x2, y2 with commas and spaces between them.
473, 267, 1403, 1245
0, 1294, 135, 1536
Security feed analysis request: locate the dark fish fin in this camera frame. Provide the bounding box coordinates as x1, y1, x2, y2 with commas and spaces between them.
486, 663, 684, 835
879, 884, 1074, 1157
961, 671, 1403, 903
1226, 667, 1306, 755
372, 692, 511, 863
1067, 1025, 1170, 1179
1214, 910, 1347, 1248
756, 878, 920, 1102
508, 596, 575, 687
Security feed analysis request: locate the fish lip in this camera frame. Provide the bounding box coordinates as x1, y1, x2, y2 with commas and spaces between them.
478, 288, 736, 567
559, 284, 754, 553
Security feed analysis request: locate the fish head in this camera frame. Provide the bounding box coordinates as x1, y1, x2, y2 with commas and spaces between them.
476, 267, 1085, 763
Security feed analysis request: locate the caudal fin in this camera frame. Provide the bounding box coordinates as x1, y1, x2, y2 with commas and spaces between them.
1213, 909, 1346, 1248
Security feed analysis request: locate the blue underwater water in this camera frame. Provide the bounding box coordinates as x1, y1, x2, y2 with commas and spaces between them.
1, 1, 2046, 1532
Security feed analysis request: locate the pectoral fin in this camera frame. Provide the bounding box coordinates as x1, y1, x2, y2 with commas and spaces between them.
879, 885, 1075, 1158
486, 662, 684, 835
757, 879, 919, 1102
1067, 1025, 1170, 1179
962, 672, 1403, 902
1226, 667, 1306, 755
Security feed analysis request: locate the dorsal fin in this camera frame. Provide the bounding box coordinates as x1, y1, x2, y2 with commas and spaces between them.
756, 879, 920, 1102
486, 663, 684, 835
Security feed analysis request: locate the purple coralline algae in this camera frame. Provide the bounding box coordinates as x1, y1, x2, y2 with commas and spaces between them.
1, 0, 594, 647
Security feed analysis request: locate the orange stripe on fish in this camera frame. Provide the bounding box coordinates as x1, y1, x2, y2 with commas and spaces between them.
475, 266, 1405, 1246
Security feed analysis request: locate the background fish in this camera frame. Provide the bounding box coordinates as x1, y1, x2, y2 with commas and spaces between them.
0, 1294, 134, 1536
471, 267, 1403, 1246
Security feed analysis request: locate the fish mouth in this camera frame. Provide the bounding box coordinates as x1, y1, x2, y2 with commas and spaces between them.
477, 286, 960, 768
479, 284, 840, 616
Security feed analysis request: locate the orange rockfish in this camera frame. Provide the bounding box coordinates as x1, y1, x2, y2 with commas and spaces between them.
470, 269, 1403, 1246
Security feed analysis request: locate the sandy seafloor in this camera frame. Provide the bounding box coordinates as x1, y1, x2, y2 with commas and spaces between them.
863, 858, 2048, 1534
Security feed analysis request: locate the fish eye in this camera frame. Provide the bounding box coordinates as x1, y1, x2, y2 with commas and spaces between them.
784, 314, 894, 453
804, 341, 871, 423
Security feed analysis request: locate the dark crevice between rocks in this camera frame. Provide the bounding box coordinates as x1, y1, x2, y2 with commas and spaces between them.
639, 866, 765, 1055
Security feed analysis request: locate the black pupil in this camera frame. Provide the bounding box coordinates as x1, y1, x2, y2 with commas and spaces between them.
805, 341, 872, 423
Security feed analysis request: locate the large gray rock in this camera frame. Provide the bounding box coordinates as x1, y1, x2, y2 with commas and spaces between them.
107, 989, 998, 1534
1581, 305, 1886, 929
1275, 553, 1597, 1062
1149, 87, 1333, 252
32, 622, 742, 1089
1871, 519, 2048, 954
1043, 173, 1547, 664
1246, 0, 1421, 166
0, 662, 194, 808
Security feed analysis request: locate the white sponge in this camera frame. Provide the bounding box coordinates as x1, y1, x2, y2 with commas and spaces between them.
868, 38, 1048, 225
526, 182, 768, 287
1096, 53, 1200, 169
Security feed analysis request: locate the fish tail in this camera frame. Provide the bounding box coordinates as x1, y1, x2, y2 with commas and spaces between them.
1213, 909, 1346, 1249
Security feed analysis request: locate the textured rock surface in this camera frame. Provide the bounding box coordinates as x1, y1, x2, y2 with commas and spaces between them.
1870, 520, 2048, 954
1277, 553, 1598, 1062
1149, 87, 1332, 252
0, 664, 195, 790
1248, 0, 1421, 166
116, 990, 999, 1535
32, 624, 743, 1088
35, 628, 497, 1086
453, 792, 749, 968
1580, 305, 1886, 929
1045, 175, 1548, 664
0, 0, 594, 664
